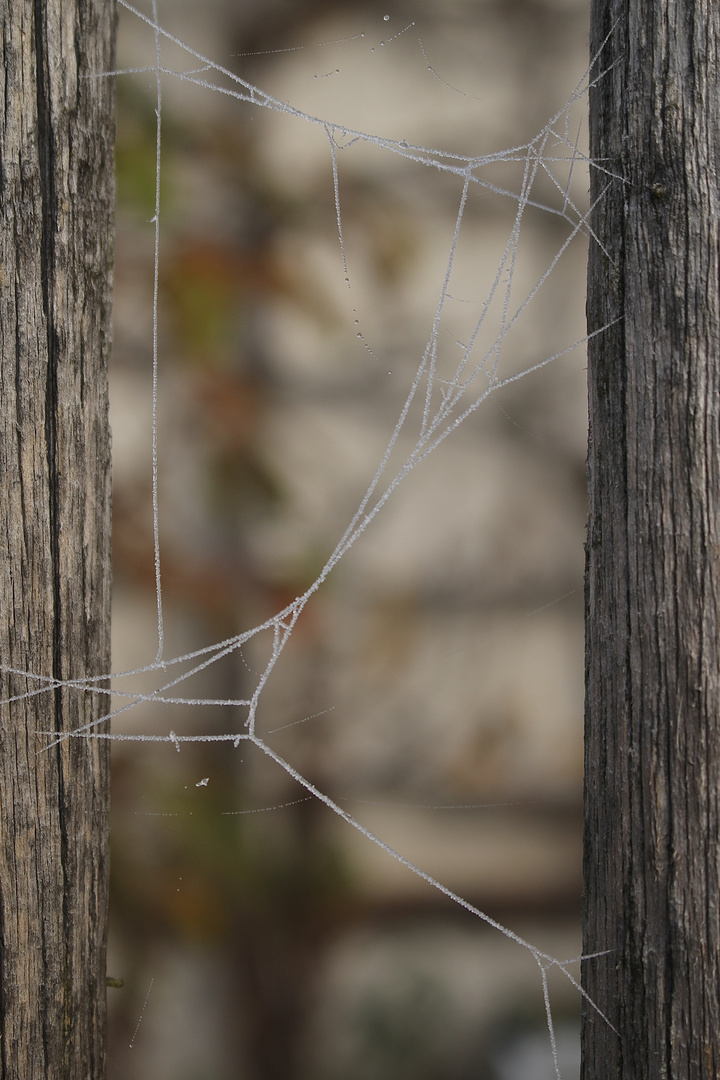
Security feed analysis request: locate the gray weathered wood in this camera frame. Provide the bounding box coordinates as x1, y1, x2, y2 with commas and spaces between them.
583, 2, 720, 1076
0, 1, 115, 1075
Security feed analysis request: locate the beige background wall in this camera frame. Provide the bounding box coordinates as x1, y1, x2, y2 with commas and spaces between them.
108, 2, 591, 1077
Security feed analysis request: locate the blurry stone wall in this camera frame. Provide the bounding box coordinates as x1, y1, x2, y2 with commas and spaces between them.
108, 1, 590, 1078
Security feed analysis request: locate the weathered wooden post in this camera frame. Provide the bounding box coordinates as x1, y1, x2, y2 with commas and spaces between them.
584, 2, 720, 1076
0, 1, 115, 1074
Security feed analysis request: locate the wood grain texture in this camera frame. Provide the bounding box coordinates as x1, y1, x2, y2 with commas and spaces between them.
584, 2, 720, 1076
0, 1, 115, 1075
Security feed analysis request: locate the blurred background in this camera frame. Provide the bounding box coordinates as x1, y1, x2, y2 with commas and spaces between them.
107, 1, 590, 1077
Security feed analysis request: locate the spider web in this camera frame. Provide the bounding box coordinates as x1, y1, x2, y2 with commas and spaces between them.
9, 2, 618, 1075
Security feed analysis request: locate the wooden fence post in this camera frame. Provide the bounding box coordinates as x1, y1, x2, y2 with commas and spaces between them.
584, 2, 720, 1075
0, 1, 115, 1074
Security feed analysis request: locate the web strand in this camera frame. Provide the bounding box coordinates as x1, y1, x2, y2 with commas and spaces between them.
150, 0, 165, 663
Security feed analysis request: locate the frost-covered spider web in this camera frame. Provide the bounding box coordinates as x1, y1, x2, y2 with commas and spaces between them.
56, 1, 615, 1075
